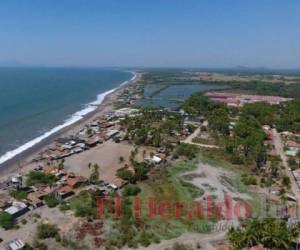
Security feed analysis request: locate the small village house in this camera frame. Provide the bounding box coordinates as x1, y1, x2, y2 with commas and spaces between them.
4, 201, 29, 219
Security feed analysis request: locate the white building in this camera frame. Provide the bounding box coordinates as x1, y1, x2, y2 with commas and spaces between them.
9, 239, 25, 250
5, 201, 29, 219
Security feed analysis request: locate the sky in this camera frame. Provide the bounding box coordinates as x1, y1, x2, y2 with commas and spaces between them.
0, 0, 299, 68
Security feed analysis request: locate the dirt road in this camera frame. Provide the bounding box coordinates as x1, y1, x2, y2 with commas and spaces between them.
272, 129, 300, 211
183, 127, 219, 149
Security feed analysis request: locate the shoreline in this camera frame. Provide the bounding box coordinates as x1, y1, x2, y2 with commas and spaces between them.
0, 71, 141, 179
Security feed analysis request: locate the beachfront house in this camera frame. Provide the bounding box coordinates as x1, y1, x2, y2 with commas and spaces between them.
4, 201, 29, 219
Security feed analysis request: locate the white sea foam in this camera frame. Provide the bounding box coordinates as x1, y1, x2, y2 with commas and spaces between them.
0, 71, 137, 165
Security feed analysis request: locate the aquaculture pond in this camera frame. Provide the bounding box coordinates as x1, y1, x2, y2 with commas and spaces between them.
137, 83, 227, 110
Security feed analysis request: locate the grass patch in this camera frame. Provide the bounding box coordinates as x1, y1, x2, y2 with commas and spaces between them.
181, 172, 206, 181
44, 194, 60, 208
136, 162, 212, 240
179, 179, 205, 198
10, 190, 28, 200
69, 191, 96, 218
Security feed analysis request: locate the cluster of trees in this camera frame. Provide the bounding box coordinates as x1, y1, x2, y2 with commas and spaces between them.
241, 173, 257, 186
237, 99, 300, 134
182, 93, 230, 136
228, 218, 300, 250
120, 107, 182, 150
116, 160, 148, 184
182, 93, 271, 169
181, 93, 217, 116
44, 194, 60, 208
173, 143, 199, 160
242, 102, 276, 125
276, 99, 300, 133
229, 115, 267, 168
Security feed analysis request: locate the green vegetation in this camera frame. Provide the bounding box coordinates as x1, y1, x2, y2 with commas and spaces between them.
69, 190, 96, 218
242, 102, 276, 125
122, 184, 141, 196
179, 179, 205, 198
23, 244, 34, 250
104, 160, 210, 248
226, 115, 267, 168
228, 218, 300, 250
174, 144, 199, 160
116, 160, 148, 184
208, 106, 230, 135
120, 107, 182, 150
44, 194, 60, 208
10, 190, 28, 200
241, 173, 257, 186
89, 163, 100, 184
275, 98, 300, 133
230, 80, 300, 98
181, 93, 216, 116
26, 171, 57, 186
37, 223, 59, 239
0, 211, 14, 229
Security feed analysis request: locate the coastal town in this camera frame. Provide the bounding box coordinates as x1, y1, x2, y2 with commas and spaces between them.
0, 69, 299, 250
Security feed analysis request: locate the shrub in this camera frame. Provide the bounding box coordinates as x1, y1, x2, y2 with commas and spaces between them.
174, 143, 199, 159
122, 185, 141, 196
116, 168, 135, 183
33, 240, 48, 250
44, 194, 60, 208
0, 212, 13, 229
241, 174, 257, 186
24, 243, 34, 250
282, 176, 291, 188
69, 191, 96, 218
10, 190, 28, 200
59, 202, 70, 211
26, 171, 56, 186
37, 223, 59, 239
172, 242, 193, 250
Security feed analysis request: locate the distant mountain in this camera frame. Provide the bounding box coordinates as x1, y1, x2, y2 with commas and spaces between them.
232, 65, 271, 72
231, 66, 300, 75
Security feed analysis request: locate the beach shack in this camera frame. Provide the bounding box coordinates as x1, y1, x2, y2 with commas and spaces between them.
109, 178, 128, 191
55, 186, 74, 201
67, 175, 87, 188
27, 192, 43, 208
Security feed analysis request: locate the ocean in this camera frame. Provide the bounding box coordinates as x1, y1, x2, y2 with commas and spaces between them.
0, 67, 133, 165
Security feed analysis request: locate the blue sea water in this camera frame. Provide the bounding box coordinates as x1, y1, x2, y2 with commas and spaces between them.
0, 67, 133, 164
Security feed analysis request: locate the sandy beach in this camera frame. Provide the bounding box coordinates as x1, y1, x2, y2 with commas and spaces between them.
0, 71, 142, 182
